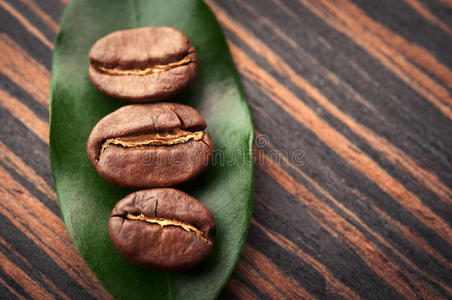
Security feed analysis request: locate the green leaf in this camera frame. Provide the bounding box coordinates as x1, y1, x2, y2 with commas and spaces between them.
49, 0, 254, 299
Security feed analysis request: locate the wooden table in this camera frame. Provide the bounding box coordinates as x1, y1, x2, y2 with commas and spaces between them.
1, 0, 452, 299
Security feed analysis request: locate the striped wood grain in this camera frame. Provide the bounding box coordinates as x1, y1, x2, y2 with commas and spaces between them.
0, 0, 451, 299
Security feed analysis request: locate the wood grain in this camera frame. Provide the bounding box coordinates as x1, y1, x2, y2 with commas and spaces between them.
0, 0, 451, 299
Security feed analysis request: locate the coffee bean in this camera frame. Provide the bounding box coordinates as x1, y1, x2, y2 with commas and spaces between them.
87, 103, 214, 188
108, 188, 216, 271
89, 27, 198, 102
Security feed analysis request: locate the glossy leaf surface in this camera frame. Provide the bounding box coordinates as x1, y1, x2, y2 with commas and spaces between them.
50, 0, 254, 299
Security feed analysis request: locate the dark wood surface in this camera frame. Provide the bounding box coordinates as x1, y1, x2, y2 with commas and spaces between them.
1, 0, 452, 299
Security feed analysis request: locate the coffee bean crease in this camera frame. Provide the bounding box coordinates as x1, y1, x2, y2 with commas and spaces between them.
94, 56, 191, 76
126, 213, 210, 243
99, 129, 204, 158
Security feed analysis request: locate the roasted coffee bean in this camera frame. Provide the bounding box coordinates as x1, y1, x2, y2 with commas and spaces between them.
89, 27, 198, 102
87, 103, 213, 188
108, 188, 216, 271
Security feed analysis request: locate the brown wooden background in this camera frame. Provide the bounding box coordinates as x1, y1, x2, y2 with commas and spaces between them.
1, 0, 452, 299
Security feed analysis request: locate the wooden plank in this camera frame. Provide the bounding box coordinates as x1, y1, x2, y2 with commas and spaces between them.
0, 0, 451, 299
